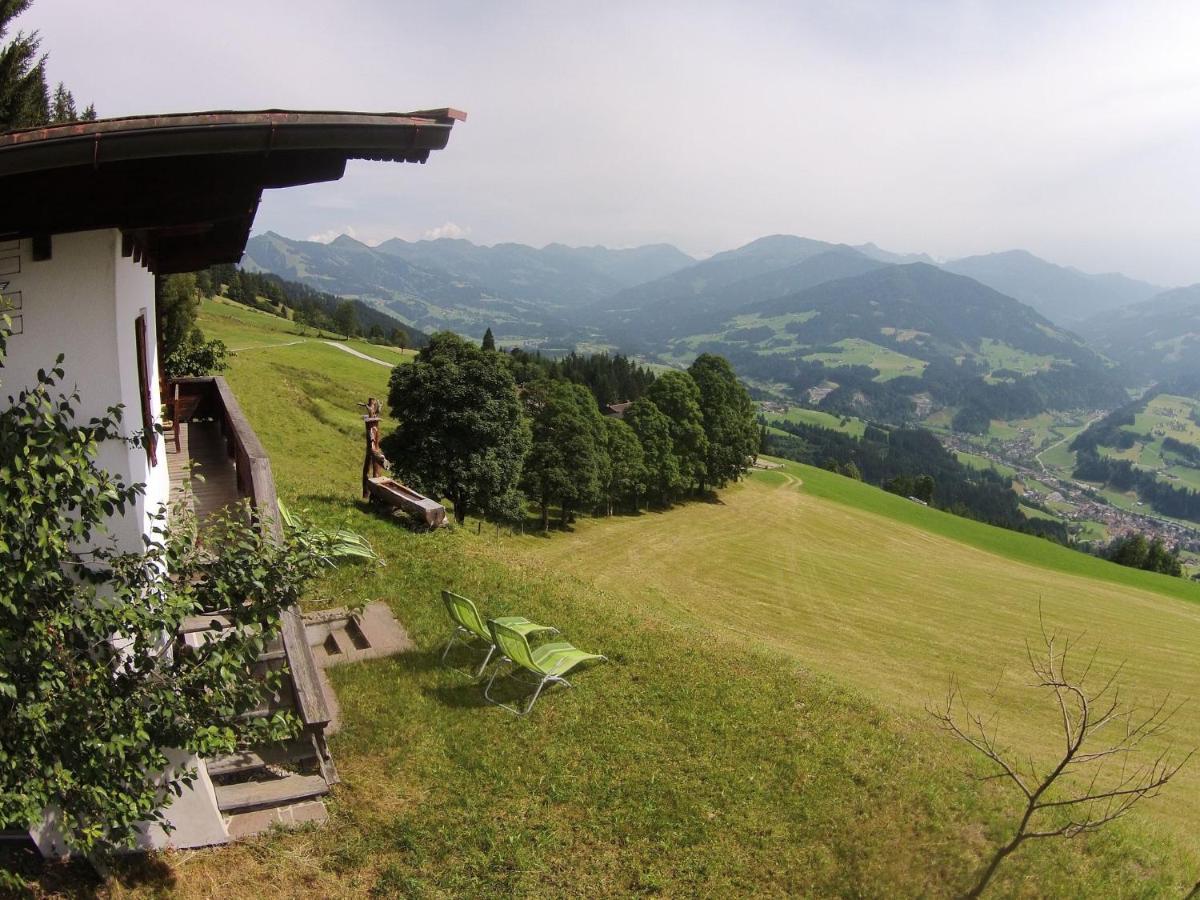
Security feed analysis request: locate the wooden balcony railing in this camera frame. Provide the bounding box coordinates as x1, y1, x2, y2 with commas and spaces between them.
170, 376, 332, 738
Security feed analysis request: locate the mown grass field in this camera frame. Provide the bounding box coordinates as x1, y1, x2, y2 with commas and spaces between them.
515, 462, 1200, 832
36, 306, 1200, 896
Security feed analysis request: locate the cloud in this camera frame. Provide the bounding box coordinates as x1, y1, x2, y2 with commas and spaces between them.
422, 222, 471, 241
306, 226, 358, 244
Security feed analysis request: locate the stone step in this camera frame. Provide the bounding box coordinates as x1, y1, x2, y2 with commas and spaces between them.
214, 773, 329, 813
224, 798, 328, 841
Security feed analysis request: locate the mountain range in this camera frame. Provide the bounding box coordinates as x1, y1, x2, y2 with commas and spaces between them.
1077, 284, 1200, 383
242, 230, 1194, 408
243, 231, 693, 340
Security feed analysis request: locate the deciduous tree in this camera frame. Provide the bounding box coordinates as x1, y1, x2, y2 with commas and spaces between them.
332, 299, 359, 337
930, 615, 1192, 898
646, 371, 708, 494
383, 332, 529, 524
521, 379, 606, 530
625, 398, 682, 507
689, 353, 758, 491
603, 416, 646, 514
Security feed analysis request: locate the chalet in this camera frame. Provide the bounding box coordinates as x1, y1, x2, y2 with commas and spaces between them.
0, 108, 464, 853
605, 400, 633, 418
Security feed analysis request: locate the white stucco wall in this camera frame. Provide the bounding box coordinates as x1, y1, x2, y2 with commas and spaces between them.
1, 229, 169, 551
3, 229, 229, 852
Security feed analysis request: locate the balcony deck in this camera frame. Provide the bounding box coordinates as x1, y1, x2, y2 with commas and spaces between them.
165, 419, 240, 522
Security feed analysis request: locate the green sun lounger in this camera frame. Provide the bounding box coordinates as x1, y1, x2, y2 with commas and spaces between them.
440, 590, 557, 677
484, 619, 607, 716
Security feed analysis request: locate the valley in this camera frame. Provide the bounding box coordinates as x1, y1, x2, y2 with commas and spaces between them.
240, 226, 1200, 570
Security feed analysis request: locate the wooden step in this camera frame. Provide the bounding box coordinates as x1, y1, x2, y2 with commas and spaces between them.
206, 750, 268, 778
214, 773, 329, 813
206, 739, 319, 778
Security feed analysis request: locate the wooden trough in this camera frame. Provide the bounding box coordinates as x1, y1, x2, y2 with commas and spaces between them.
367, 476, 447, 528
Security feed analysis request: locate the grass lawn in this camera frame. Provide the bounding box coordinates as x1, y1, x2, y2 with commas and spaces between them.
31, 306, 1200, 896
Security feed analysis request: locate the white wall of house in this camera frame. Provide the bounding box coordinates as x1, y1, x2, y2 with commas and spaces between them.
1, 229, 170, 551
3, 228, 230, 852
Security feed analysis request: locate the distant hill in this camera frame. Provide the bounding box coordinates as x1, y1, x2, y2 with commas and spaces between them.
1077, 284, 1200, 381
243, 232, 693, 339
667, 263, 1126, 424
943, 249, 1162, 325
595, 235, 844, 318
374, 237, 693, 306
853, 242, 936, 265
599, 245, 889, 344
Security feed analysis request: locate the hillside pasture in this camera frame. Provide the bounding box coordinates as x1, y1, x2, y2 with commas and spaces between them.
802, 337, 927, 381
517, 461, 1200, 842
954, 449, 1017, 478
975, 337, 1058, 376
200, 297, 416, 364
70, 303, 1200, 896
764, 405, 868, 437
1080, 395, 1200, 495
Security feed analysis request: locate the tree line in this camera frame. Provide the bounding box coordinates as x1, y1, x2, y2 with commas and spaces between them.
765, 418, 1068, 541
503, 346, 657, 407
381, 333, 759, 529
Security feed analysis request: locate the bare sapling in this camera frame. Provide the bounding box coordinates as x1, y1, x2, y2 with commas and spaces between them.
929, 613, 1193, 898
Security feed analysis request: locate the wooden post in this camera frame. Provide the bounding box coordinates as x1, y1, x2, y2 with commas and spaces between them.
360, 396, 389, 500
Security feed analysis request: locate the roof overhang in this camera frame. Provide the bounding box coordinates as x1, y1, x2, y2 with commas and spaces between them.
0, 108, 466, 274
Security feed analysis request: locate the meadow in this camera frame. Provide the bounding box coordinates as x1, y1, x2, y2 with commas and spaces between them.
801, 337, 928, 381
762, 405, 868, 437
57, 307, 1200, 896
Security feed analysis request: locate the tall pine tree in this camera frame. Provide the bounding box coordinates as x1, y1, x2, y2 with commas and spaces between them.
0, 0, 47, 130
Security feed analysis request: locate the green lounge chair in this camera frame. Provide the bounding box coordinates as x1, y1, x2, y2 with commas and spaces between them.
484, 619, 607, 716
440, 590, 557, 677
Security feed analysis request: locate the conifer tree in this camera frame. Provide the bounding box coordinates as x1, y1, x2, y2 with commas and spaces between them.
481, 326, 496, 351
49, 79, 74, 122
0, 0, 48, 130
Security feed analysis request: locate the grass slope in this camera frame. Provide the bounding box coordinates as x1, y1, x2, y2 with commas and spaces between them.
200, 296, 416, 363
41, 306, 1199, 896
517, 463, 1200, 836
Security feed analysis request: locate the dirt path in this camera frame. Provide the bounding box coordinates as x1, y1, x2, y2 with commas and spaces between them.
228, 339, 307, 352
322, 341, 394, 368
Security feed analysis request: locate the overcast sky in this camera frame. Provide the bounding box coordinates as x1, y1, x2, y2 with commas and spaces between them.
16, 1, 1200, 285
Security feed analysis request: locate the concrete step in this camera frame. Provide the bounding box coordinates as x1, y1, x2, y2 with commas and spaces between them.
214, 773, 329, 813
